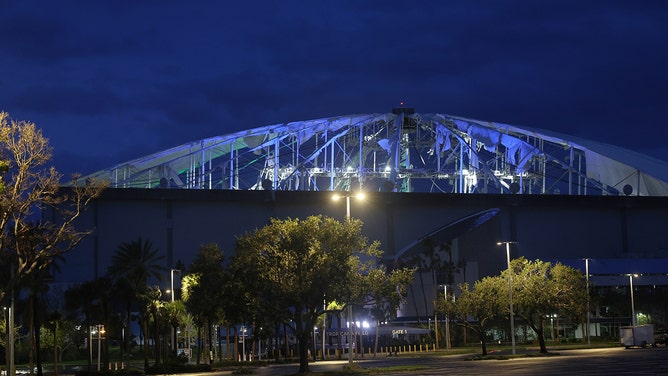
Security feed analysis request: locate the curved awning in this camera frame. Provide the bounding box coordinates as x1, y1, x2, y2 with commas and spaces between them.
393, 208, 500, 261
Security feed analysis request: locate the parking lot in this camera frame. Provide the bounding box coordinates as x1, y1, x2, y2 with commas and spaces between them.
246, 346, 668, 375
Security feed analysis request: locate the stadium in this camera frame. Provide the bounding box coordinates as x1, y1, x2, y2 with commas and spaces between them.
66, 108, 668, 335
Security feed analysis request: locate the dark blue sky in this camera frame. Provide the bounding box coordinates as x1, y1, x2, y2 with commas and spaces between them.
2, 1, 667, 179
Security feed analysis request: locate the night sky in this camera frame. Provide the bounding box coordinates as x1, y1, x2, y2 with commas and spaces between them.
2, 1, 667, 180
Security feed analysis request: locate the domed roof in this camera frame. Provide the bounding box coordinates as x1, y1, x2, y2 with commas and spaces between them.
71, 111, 668, 196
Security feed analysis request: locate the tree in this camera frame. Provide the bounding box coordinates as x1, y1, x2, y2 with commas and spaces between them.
367, 264, 415, 356
439, 277, 507, 356
106, 237, 165, 362
163, 300, 187, 359
24, 259, 63, 376
139, 286, 164, 366
508, 258, 588, 353
232, 215, 389, 373
181, 243, 227, 364
0, 112, 106, 301
63, 277, 109, 368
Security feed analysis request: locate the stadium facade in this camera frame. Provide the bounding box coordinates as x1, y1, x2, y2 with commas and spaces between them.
66, 110, 668, 321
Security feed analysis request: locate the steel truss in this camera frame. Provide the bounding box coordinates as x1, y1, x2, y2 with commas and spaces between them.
78, 110, 666, 196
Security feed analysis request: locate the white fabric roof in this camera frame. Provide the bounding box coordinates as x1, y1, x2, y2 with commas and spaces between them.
71, 112, 668, 196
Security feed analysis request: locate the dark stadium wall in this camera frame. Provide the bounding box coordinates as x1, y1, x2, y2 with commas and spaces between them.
56, 189, 668, 314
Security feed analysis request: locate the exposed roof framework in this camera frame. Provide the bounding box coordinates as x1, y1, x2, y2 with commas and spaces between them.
73, 110, 668, 196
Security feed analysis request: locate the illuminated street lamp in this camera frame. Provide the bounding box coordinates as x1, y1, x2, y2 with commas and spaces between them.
497, 241, 516, 355
332, 191, 365, 220
332, 191, 365, 365
241, 325, 247, 361
89, 325, 105, 371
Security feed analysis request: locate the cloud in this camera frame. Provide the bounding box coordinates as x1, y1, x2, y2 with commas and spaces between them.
1, 0, 667, 177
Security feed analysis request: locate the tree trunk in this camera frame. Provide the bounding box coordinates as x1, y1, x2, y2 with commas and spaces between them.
202, 322, 208, 364
173, 324, 179, 358
273, 322, 279, 359
233, 329, 238, 361
86, 318, 92, 371
537, 329, 547, 353
29, 293, 35, 376
53, 323, 58, 376
125, 303, 132, 358
463, 325, 467, 346
207, 321, 213, 364
284, 323, 289, 359
359, 329, 364, 357
374, 321, 379, 357
217, 325, 222, 362
153, 310, 160, 365
478, 329, 487, 356
226, 323, 231, 359
534, 321, 548, 353
142, 315, 149, 369
196, 326, 201, 364
336, 313, 342, 359
35, 316, 43, 376
297, 333, 310, 373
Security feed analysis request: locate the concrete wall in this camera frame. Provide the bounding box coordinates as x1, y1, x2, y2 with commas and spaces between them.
58, 188, 668, 316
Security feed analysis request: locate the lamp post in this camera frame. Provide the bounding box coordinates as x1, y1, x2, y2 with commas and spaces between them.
332, 191, 365, 365
313, 326, 317, 361
444, 285, 451, 350
169, 269, 181, 354
5, 305, 13, 376
322, 297, 326, 361
241, 325, 246, 362
7, 268, 15, 376
170, 269, 181, 302
89, 326, 93, 370
497, 241, 516, 355
241, 325, 246, 361
98, 325, 105, 371
628, 274, 638, 326
90, 325, 105, 371
3, 301, 14, 376
584, 258, 591, 346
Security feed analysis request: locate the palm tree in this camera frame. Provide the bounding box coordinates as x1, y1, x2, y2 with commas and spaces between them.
64, 277, 109, 371
107, 237, 165, 288
163, 300, 187, 358
25, 266, 55, 376
182, 244, 227, 364
107, 237, 165, 363
140, 286, 164, 366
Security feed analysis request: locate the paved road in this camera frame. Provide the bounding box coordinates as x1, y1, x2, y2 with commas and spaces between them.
238, 346, 668, 375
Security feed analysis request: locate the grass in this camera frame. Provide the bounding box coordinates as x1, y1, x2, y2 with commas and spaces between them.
11, 340, 623, 375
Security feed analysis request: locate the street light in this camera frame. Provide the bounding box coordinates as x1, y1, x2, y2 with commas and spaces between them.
313, 326, 318, 361
332, 191, 365, 220
444, 285, 451, 350
169, 269, 182, 354
89, 325, 105, 371
241, 325, 247, 361
5, 305, 14, 376
628, 274, 638, 326
583, 258, 591, 346
332, 191, 365, 365
497, 241, 516, 355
